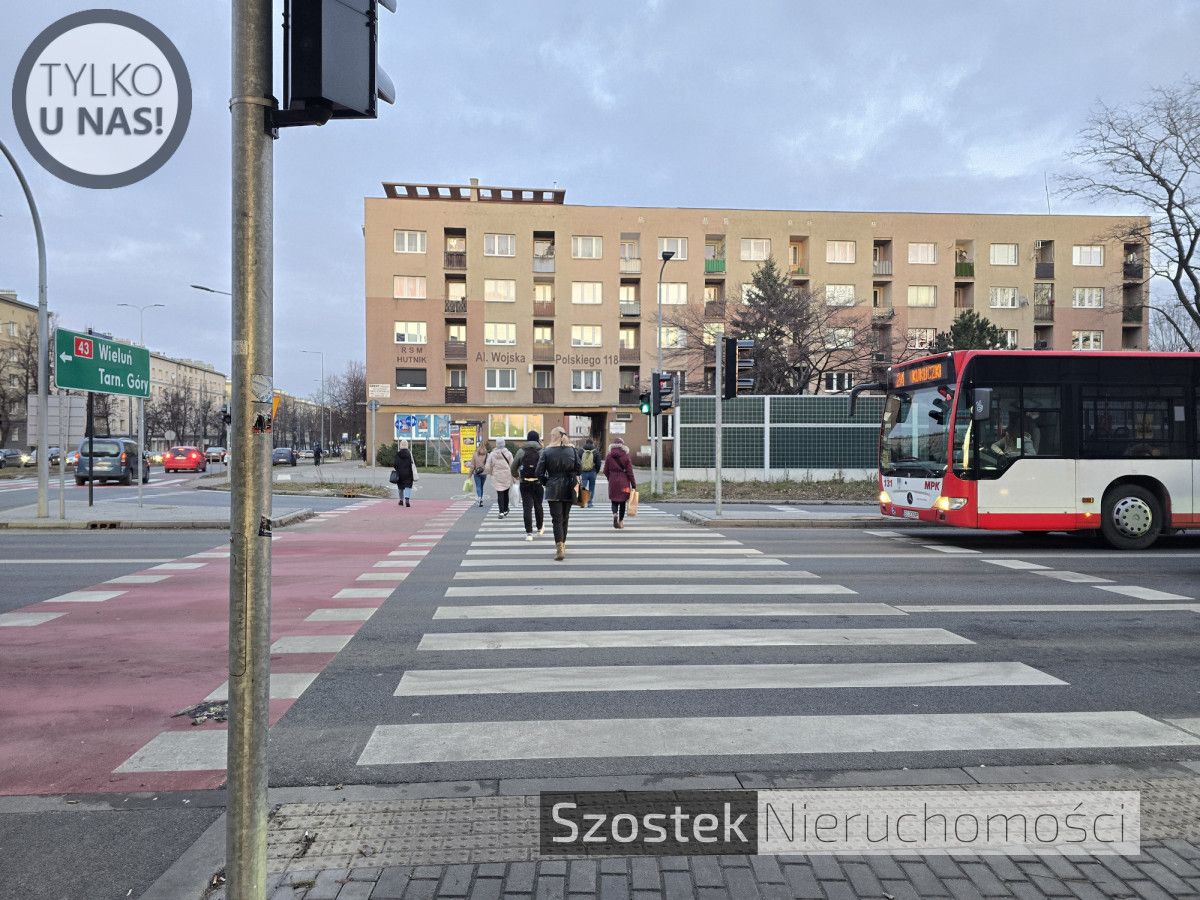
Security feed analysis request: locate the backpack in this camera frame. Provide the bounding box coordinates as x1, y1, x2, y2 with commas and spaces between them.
518, 446, 540, 479
581, 448, 594, 471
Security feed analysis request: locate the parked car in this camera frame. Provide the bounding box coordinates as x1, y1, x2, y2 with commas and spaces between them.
205, 446, 226, 463
65, 450, 80, 470
75, 437, 149, 486
163, 445, 207, 473
148, 451, 164, 465
299, 449, 314, 459
272, 447, 298, 466
0, 448, 22, 468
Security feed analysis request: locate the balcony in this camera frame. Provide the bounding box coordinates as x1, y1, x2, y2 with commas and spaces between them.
955, 261, 975, 278
788, 264, 808, 277
872, 260, 892, 277
533, 343, 555, 362
704, 301, 726, 319
533, 301, 555, 318
444, 386, 467, 404
620, 301, 641, 317
533, 255, 555, 274
1034, 303, 1054, 323
618, 387, 639, 405
619, 346, 639, 363
532, 387, 554, 405
871, 305, 894, 320
444, 298, 467, 315
1122, 305, 1145, 324
619, 257, 642, 275
444, 250, 466, 269
1035, 262, 1055, 279
444, 340, 467, 360
704, 258, 726, 275
1124, 261, 1145, 280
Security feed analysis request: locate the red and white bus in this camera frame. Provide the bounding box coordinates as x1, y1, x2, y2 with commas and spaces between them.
850, 350, 1200, 550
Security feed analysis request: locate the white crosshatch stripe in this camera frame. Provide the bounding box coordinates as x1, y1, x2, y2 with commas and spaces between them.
205, 672, 317, 701
451, 570, 812, 581
1095, 585, 1194, 601
466, 548, 763, 557
105, 574, 172, 584
271, 635, 353, 654
306, 607, 377, 622
0, 612, 66, 626
44, 590, 126, 603
982, 559, 1050, 571
150, 562, 208, 570
443, 584, 855, 598
900, 603, 1200, 614
357, 572, 409, 581
1033, 571, 1113, 584
434, 602, 900, 620
115, 731, 228, 773
357, 711, 1200, 765
459, 557, 786, 568
334, 587, 394, 599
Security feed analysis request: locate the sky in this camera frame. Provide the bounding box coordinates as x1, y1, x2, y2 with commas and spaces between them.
0, 0, 1196, 397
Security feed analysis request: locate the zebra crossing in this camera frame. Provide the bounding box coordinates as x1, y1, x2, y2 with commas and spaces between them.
354, 504, 1200, 772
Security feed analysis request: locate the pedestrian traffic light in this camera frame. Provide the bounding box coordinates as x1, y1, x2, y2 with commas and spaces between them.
277, 0, 397, 127
929, 385, 953, 425
722, 338, 756, 400
638, 392, 652, 415
653, 372, 676, 414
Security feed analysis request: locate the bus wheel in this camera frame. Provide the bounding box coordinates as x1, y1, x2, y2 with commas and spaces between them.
1101, 484, 1162, 551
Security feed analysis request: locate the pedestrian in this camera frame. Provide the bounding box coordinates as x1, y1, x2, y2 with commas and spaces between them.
313, 443, 323, 467
392, 439, 415, 507
485, 437, 515, 518
601, 436, 636, 529
579, 437, 600, 508
510, 430, 545, 541
471, 443, 489, 507
536, 426, 581, 560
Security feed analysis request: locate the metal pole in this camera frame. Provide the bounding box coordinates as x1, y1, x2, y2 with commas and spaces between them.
655, 265, 664, 494
672, 402, 680, 494
0, 139, 50, 518
137, 397, 144, 507
715, 338, 723, 518
647, 394, 656, 497
227, 0, 273, 896
57, 395, 65, 519
86, 390, 94, 508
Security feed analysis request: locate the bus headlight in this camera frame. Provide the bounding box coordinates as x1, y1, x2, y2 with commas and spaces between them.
879, 490, 892, 505
934, 496, 968, 511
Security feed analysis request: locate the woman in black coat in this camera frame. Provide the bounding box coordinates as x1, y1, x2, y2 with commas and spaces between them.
393, 439, 416, 507
535, 426, 581, 560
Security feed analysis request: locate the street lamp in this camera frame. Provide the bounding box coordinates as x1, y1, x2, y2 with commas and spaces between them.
190, 284, 233, 296
301, 349, 325, 451
653, 249, 676, 493
117, 302, 165, 508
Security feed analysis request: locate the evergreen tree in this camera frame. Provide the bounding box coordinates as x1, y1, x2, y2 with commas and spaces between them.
932, 310, 1008, 352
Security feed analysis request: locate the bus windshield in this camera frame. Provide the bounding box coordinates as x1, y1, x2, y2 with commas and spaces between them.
880, 385, 952, 477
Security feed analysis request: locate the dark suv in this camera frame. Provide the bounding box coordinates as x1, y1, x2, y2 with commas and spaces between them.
75, 437, 150, 486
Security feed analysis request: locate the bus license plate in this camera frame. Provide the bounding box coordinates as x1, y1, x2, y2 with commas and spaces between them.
902, 509, 920, 519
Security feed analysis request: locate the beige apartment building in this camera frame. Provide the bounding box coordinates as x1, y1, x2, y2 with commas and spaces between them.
364, 179, 1149, 449
0, 290, 39, 449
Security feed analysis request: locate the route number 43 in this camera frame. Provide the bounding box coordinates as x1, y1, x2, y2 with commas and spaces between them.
74, 337, 93, 359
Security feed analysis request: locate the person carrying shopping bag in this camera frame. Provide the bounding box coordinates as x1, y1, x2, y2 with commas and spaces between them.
470, 443, 489, 507
485, 438, 515, 518
601, 436, 636, 528
392, 439, 416, 507
536, 426, 582, 561
510, 430, 545, 541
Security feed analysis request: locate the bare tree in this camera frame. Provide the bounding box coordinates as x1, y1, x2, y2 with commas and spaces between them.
326, 360, 366, 446
0, 322, 38, 446
1060, 79, 1200, 348
1149, 302, 1200, 351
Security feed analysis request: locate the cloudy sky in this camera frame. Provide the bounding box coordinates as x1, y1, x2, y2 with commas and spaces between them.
1, 1, 1195, 396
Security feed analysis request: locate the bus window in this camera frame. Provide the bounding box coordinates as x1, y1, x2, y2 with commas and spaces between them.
1022, 386, 1061, 456
1080, 385, 1187, 458
976, 385, 1061, 475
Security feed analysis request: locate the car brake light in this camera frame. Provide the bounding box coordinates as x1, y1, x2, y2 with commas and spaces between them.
190, 452, 200, 459
120, 452, 127, 464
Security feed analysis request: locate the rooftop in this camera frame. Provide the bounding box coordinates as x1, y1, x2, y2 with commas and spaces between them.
381, 177, 565, 205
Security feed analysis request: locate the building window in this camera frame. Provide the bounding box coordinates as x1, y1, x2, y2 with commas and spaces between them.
620, 239, 639, 260
825, 284, 856, 306
1072, 330, 1104, 350
825, 240, 856, 264
658, 237, 688, 260
989, 287, 1018, 308
1072, 287, 1105, 309
619, 284, 638, 303
393, 321, 427, 344
658, 326, 685, 349
483, 233, 515, 257
571, 281, 603, 305
446, 367, 467, 388
533, 369, 553, 389
446, 322, 466, 343
533, 283, 554, 304
533, 325, 553, 344
489, 413, 543, 439
485, 368, 516, 390
738, 283, 758, 304
1072, 244, 1104, 266
393, 275, 427, 299
619, 328, 637, 349
907, 285, 937, 307
824, 371, 855, 392
484, 278, 516, 303
395, 367, 427, 389
571, 235, 603, 259
702, 322, 724, 346
447, 280, 467, 302
533, 237, 554, 261
1004, 329, 1019, 348
989, 243, 1018, 266
740, 238, 771, 261
572, 369, 602, 391
571, 325, 602, 347
659, 282, 688, 305
908, 327, 936, 350
5, 322, 16, 337
393, 230, 426, 254
908, 242, 938, 264
484, 322, 516, 345
445, 235, 466, 253
824, 327, 854, 349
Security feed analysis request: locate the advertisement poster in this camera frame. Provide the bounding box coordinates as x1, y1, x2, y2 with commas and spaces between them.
459, 423, 479, 475
433, 415, 451, 440
414, 415, 431, 440
449, 423, 462, 473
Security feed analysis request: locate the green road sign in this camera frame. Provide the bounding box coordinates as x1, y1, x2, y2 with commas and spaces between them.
54, 328, 150, 397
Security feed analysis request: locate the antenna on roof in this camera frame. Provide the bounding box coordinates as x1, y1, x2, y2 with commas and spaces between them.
1044, 171, 1051, 215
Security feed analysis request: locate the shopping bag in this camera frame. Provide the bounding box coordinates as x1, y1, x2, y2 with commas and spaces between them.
388, 470, 400, 484
462, 477, 472, 492
627, 488, 639, 517
578, 486, 591, 508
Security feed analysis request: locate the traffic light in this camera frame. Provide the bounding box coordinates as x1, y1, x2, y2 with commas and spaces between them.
929, 386, 952, 425
277, 0, 397, 127
638, 392, 652, 415
653, 372, 676, 414
220, 404, 232, 426
722, 338, 756, 400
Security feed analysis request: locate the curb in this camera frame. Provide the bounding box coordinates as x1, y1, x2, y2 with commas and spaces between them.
681, 510, 927, 529
652, 498, 877, 507
197, 483, 388, 500
0, 507, 314, 531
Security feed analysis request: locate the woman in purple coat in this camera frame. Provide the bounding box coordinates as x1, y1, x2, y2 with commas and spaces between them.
601, 437, 636, 529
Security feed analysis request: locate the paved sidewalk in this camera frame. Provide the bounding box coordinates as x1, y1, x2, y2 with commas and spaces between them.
0, 496, 311, 529
681, 506, 913, 529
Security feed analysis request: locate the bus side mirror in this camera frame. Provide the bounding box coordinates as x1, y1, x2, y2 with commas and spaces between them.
972, 388, 992, 421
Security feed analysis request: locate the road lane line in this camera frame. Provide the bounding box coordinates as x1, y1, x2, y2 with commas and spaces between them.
270, 635, 353, 653
43, 590, 126, 603
105, 574, 172, 584
334, 587, 394, 599
306, 608, 377, 622
466, 547, 763, 557
899, 603, 1200, 613
444, 584, 855, 598
434, 602, 901, 619
0, 612, 66, 626
1095, 585, 1194, 601
982, 559, 1050, 571
459, 557, 786, 568
452, 570, 812, 581
1034, 571, 1113, 584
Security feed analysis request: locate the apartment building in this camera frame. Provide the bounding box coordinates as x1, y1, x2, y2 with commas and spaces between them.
0, 290, 39, 449
364, 179, 1149, 449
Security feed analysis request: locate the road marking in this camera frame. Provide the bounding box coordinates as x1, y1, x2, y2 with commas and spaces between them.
334, 587, 394, 599
357, 711, 1200, 765
864, 530, 901, 537
376, 560, 418, 568
278, 474, 292, 481
900, 603, 1200, 613
923, 545, 982, 554
150, 562, 207, 571
452, 570, 812, 581
205, 672, 317, 701
1168, 719, 1200, 738
466, 547, 763, 557
469, 538, 739, 547
104, 574, 172, 584
43, 590, 126, 603
385, 550, 429, 557
1034, 571, 1113, 584
191, 552, 230, 558
1095, 585, 1194, 601
115, 731, 227, 773
983, 559, 1050, 571
395, 661, 1066, 696
0, 612, 66, 626
418, 627, 972, 651
459, 557, 787, 568
445, 584, 855, 598
434, 602, 902, 620
306, 607, 377, 622
0, 558, 175, 565
270, 635, 353, 653
357, 572, 409, 581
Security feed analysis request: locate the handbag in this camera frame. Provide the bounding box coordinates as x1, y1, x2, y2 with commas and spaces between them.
578, 486, 590, 508
627, 488, 639, 517
388, 470, 400, 484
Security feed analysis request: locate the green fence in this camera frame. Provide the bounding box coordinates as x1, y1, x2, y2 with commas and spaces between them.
676, 394, 884, 477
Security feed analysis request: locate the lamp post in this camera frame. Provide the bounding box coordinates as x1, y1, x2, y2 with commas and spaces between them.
1, 138, 49, 518
301, 349, 325, 452
117, 302, 165, 508
654, 249, 675, 494
190, 284, 233, 297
